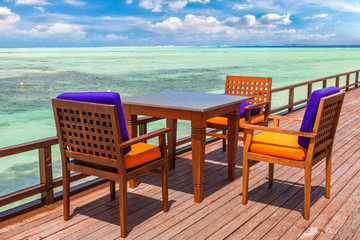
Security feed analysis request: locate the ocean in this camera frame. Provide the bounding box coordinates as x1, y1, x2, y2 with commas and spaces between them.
1, 47, 360, 208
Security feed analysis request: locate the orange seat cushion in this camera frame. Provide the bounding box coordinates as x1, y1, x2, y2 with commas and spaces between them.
249, 130, 307, 161
125, 142, 162, 169
207, 114, 265, 127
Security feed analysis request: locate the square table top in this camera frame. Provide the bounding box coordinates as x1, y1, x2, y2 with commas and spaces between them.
122, 90, 252, 112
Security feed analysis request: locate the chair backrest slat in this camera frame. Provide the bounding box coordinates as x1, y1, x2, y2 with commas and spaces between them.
313, 92, 344, 153
225, 76, 272, 105
53, 99, 122, 163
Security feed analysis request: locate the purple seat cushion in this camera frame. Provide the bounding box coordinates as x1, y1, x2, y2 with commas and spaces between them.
57, 92, 131, 155
298, 86, 340, 148
240, 101, 261, 118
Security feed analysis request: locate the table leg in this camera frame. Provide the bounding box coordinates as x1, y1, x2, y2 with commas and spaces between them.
227, 110, 240, 180
191, 115, 206, 203
124, 111, 138, 188
166, 119, 177, 170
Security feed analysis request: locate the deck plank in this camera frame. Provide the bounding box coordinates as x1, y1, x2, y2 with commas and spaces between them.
0, 87, 360, 239
333, 202, 360, 240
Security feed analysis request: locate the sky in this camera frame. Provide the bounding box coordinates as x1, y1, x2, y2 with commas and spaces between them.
0, 0, 360, 47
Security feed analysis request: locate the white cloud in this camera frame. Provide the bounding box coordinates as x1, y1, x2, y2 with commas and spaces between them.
312, 13, 328, 19
233, 3, 253, 10
34, 6, 44, 12
292, 33, 336, 40
313, 22, 325, 30
274, 29, 296, 34
103, 34, 128, 41
269, 28, 335, 41
139, 0, 162, 12
17, 23, 86, 40
149, 14, 239, 39
225, 15, 259, 28
15, 0, 52, 5
126, 0, 133, 3
149, 13, 296, 42
259, 13, 292, 25
47, 12, 75, 19
138, 0, 211, 12
63, 0, 86, 7
33, 24, 48, 32
267, 28, 335, 41
0, 7, 20, 32
235, 0, 280, 12
225, 13, 292, 28
147, 13, 332, 43
101, 16, 146, 22
304, 0, 360, 13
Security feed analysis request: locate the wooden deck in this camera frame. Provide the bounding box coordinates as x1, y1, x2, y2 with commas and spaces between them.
1, 88, 360, 240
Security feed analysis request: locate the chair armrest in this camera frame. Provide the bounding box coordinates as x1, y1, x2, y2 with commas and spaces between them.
119, 128, 171, 149
243, 101, 271, 109
269, 115, 303, 122
242, 124, 316, 138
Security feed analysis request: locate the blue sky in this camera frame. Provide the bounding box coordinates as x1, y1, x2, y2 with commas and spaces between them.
1, 0, 360, 47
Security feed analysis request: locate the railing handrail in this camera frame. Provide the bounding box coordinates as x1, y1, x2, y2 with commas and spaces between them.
0, 136, 58, 158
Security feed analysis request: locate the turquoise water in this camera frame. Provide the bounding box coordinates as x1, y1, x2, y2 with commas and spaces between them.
1, 47, 360, 202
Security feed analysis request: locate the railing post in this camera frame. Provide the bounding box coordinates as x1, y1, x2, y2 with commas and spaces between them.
288, 88, 294, 113
322, 79, 327, 88
346, 74, 350, 91
39, 146, 54, 205
356, 71, 359, 88
335, 76, 340, 88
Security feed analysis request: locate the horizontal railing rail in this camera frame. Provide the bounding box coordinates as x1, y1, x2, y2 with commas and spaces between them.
1, 69, 359, 221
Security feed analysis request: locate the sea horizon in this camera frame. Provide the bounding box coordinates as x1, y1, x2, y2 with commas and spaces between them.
1, 45, 360, 49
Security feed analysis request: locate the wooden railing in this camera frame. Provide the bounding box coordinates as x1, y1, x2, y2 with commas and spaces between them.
0, 137, 58, 208
0, 137, 108, 220
270, 69, 359, 113
0, 69, 359, 220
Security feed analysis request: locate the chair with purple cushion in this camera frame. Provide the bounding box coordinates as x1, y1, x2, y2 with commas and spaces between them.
206, 76, 272, 151
241, 86, 344, 219
52, 92, 170, 237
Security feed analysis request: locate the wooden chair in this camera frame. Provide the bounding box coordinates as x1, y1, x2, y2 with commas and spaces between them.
206, 76, 272, 151
52, 92, 170, 238
242, 87, 345, 219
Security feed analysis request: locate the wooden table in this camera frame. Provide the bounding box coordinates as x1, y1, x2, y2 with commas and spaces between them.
123, 90, 251, 203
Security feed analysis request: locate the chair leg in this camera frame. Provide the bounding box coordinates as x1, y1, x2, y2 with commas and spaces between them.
269, 163, 274, 188
161, 165, 169, 212
242, 155, 249, 205
119, 179, 127, 238
110, 181, 116, 200
325, 153, 332, 199
304, 167, 312, 220
222, 130, 226, 152
63, 168, 70, 221
129, 178, 138, 188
